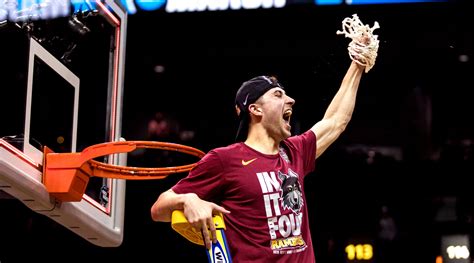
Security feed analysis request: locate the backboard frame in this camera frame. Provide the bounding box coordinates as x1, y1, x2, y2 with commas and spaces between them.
0, 0, 128, 247
24, 37, 80, 165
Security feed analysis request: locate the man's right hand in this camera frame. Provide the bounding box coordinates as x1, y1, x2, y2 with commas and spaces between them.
182, 193, 230, 249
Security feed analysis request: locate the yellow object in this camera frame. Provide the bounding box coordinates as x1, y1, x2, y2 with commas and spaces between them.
171, 210, 226, 246
171, 210, 232, 262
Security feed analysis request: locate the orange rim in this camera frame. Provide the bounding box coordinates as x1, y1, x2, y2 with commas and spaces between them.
85, 141, 205, 180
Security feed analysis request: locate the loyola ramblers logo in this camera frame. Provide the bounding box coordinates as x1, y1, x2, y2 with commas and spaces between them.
256, 168, 307, 253
278, 169, 303, 214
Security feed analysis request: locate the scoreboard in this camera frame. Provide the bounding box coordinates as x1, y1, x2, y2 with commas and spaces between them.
130, 0, 449, 14
0, 0, 450, 22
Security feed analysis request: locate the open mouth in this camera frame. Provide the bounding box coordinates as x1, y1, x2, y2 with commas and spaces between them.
283, 109, 292, 124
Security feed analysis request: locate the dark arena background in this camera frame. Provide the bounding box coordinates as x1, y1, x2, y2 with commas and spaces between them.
0, 0, 472, 262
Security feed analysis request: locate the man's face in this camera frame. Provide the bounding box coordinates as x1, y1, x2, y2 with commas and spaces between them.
255, 87, 295, 140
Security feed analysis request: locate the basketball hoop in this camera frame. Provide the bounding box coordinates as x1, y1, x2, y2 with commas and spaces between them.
87, 141, 205, 179
43, 141, 205, 202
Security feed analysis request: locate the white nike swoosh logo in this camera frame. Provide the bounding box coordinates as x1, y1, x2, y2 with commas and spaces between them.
243, 94, 250, 106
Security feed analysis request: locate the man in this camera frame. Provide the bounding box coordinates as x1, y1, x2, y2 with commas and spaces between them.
151, 15, 379, 262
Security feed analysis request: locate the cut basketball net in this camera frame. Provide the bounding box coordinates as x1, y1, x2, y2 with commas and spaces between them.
337, 14, 380, 73
43, 141, 205, 202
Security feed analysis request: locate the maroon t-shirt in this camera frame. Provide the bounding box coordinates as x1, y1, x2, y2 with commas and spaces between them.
172, 130, 317, 262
